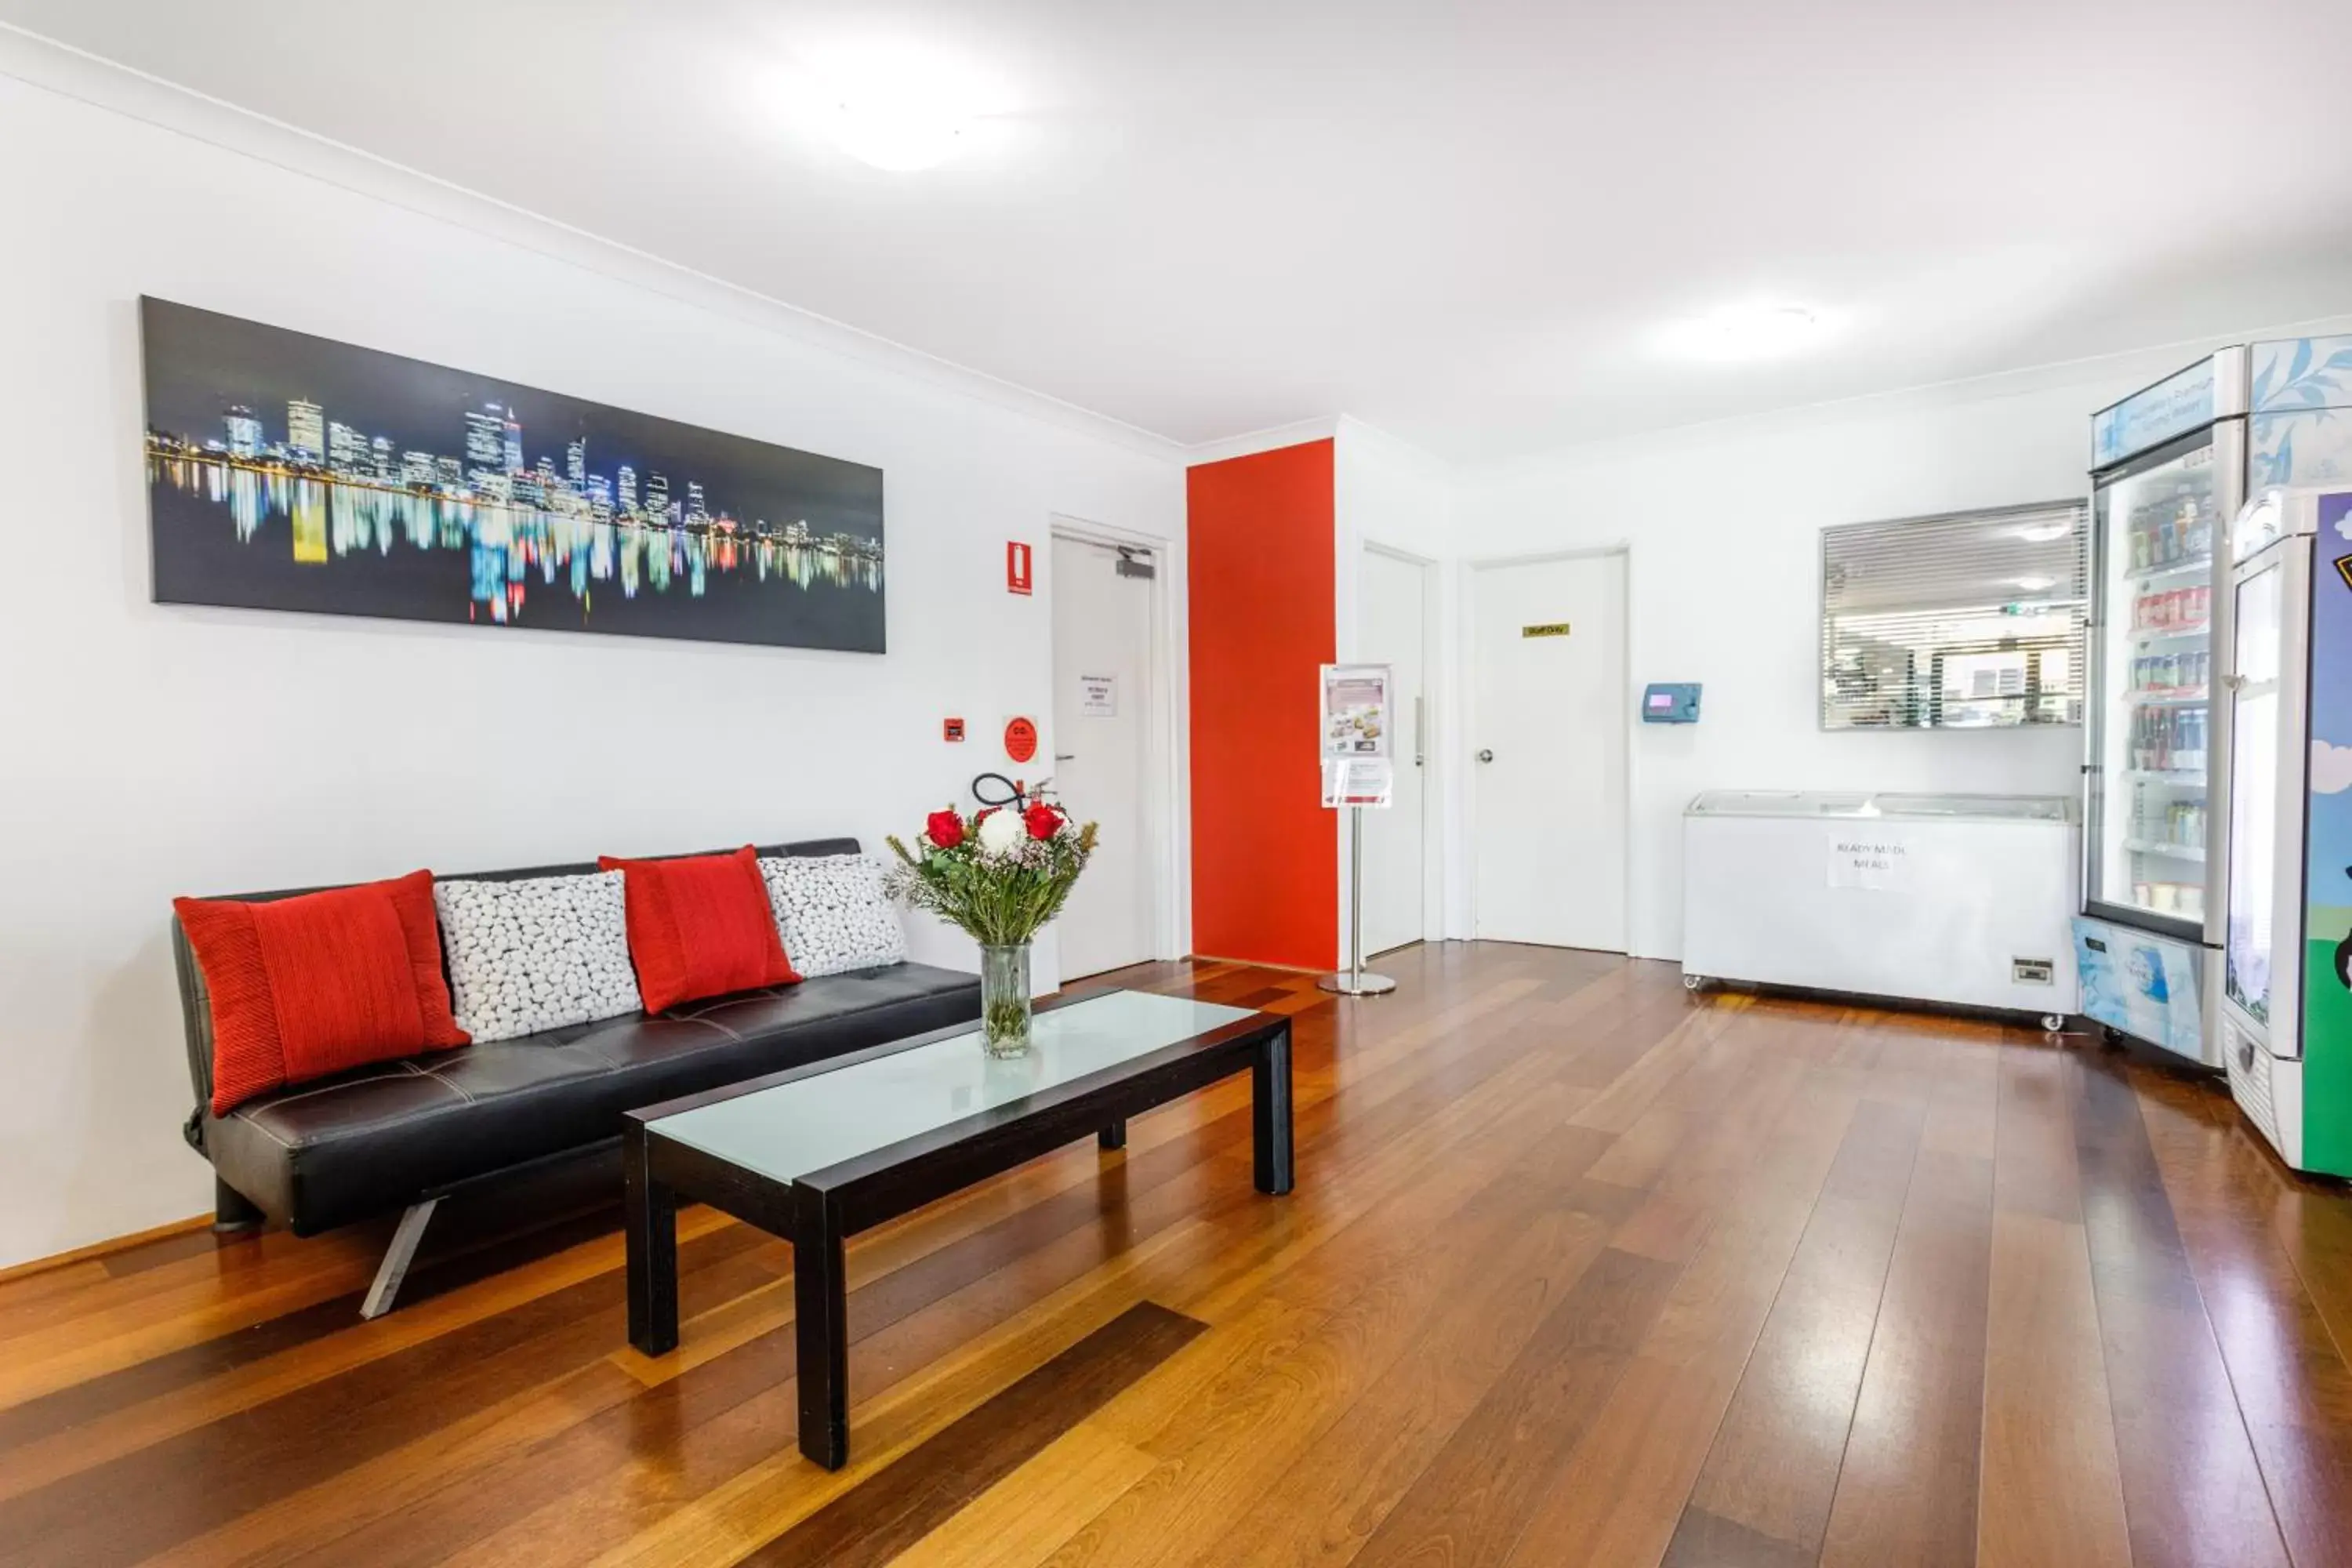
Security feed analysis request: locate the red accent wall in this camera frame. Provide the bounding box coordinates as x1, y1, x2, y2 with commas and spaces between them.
1188, 440, 1337, 970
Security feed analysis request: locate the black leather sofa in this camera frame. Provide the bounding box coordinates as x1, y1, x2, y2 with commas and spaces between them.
174, 838, 979, 1314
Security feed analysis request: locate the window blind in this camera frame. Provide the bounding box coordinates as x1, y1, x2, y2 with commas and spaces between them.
1820, 499, 2087, 731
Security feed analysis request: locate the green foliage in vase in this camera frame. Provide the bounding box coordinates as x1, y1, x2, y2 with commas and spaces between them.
984, 991, 1033, 1048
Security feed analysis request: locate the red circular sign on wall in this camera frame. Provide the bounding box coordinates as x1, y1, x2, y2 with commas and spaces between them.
1004, 717, 1039, 764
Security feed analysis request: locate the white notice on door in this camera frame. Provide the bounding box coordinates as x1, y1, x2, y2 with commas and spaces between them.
1827, 832, 1909, 890
1079, 673, 1116, 717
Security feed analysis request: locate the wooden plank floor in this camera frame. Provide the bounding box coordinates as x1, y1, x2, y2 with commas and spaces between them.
5, 943, 2350, 1566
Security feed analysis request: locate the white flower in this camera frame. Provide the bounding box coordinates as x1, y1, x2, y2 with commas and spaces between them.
977, 809, 1025, 856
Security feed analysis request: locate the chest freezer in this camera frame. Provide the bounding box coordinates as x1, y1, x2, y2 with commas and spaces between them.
1682, 790, 2080, 1020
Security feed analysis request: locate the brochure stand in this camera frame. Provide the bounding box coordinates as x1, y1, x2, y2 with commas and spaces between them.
1316, 662, 1398, 998
1319, 805, 1396, 996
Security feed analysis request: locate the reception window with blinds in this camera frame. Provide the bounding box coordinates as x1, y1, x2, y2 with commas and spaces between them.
1820, 499, 2088, 730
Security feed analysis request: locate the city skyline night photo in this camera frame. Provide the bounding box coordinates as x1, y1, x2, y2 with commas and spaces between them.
140, 299, 887, 652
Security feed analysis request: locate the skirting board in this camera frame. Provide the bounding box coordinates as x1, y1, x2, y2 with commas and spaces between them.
1187, 953, 1330, 975
0, 1210, 213, 1285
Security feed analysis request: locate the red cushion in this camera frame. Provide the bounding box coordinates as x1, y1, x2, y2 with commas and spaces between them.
598, 847, 800, 1012
175, 870, 470, 1115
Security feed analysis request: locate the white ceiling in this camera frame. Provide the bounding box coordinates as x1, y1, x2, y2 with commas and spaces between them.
9, 1, 2352, 461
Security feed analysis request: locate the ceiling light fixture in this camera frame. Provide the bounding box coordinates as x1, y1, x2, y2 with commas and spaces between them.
1658, 302, 1830, 361
2013, 521, 2073, 543
826, 94, 971, 172
798, 42, 997, 172
2013, 575, 2057, 592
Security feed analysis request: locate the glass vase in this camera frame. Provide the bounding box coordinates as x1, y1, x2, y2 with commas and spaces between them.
979, 942, 1033, 1058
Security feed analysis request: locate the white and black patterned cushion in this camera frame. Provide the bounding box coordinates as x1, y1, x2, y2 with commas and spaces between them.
433, 872, 644, 1044
760, 855, 907, 978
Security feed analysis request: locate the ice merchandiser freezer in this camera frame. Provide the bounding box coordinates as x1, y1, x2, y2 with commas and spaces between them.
2216, 487, 2352, 1174
1682, 790, 2078, 1022
2078, 350, 2248, 1065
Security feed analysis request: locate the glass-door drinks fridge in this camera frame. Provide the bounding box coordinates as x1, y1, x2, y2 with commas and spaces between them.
2075, 350, 2247, 1065
2216, 487, 2352, 1174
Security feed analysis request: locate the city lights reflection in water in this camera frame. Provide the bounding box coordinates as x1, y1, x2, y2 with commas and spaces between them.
151, 453, 884, 625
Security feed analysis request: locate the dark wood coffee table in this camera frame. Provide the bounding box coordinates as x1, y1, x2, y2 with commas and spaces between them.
622, 987, 1294, 1468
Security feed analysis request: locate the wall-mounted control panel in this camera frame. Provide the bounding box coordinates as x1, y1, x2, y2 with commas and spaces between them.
1642, 682, 1702, 724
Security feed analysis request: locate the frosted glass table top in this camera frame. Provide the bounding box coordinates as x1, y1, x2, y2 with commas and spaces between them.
651, 989, 1261, 1188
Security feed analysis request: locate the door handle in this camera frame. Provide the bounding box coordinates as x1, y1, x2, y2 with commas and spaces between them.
1054, 753, 1077, 762
1477, 749, 1494, 764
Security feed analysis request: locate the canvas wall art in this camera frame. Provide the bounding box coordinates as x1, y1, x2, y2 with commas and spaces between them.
140, 298, 886, 652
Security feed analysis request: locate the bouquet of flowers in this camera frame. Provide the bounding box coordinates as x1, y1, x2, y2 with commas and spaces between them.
887, 793, 1098, 1053
886, 794, 1098, 944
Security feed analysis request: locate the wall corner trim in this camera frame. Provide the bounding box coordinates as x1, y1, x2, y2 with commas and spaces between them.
1183, 418, 1345, 469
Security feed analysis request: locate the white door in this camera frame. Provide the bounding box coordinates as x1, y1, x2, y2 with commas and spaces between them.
1358, 550, 1428, 956
1472, 552, 1628, 950
1051, 533, 1156, 979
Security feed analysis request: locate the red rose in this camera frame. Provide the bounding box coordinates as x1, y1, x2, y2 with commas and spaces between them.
1024, 803, 1064, 840
924, 809, 964, 849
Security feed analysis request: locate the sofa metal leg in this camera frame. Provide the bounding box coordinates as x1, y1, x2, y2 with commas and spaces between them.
212, 1176, 267, 1235
359, 1198, 439, 1320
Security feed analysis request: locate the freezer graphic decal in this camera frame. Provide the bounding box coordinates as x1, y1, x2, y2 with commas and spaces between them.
2252, 337, 2352, 414
2307, 492, 2352, 1169
2251, 338, 2352, 488
2073, 917, 2201, 1054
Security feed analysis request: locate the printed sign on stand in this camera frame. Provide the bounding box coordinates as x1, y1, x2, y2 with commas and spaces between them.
1319, 663, 1394, 808
1317, 664, 1403, 996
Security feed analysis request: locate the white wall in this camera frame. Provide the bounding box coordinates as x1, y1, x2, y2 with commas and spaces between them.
1449, 352, 2261, 961
0, 67, 1183, 1267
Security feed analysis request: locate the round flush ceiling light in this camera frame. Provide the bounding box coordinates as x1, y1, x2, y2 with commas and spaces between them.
800, 42, 999, 172
1658, 303, 1830, 361
827, 94, 971, 172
